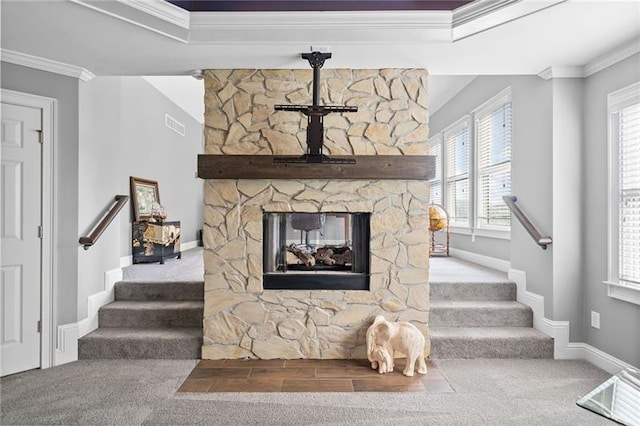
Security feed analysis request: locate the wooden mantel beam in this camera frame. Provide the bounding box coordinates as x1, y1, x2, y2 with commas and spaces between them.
198, 155, 435, 180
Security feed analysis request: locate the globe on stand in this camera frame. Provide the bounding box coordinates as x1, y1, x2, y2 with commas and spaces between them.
428, 204, 449, 256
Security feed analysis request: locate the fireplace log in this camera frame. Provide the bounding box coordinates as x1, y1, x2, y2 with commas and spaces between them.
315, 247, 336, 265
286, 251, 302, 265
287, 244, 316, 267
312, 246, 353, 266
332, 247, 353, 265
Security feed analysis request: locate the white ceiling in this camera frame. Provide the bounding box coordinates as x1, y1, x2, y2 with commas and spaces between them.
2, 0, 639, 122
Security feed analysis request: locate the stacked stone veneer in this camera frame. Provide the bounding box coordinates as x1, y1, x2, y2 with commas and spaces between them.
202, 68, 431, 360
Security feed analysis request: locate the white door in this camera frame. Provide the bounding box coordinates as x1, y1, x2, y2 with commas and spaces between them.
1, 102, 43, 376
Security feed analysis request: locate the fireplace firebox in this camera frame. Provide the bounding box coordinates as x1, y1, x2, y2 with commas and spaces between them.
263, 212, 370, 290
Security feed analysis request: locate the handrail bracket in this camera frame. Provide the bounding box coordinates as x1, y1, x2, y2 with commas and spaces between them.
503, 195, 552, 250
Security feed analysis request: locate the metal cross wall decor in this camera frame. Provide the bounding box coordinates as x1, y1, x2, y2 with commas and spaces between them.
274, 52, 358, 164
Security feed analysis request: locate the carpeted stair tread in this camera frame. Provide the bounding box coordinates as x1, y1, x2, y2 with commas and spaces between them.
83, 280, 204, 360
430, 281, 516, 301
430, 327, 554, 359
114, 280, 204, 301
102, 300, 204, 310
429, 300, 532, 327
99, 300, 203, 328
78, 327, 202, 359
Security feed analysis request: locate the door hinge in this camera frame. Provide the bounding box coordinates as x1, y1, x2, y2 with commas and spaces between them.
37, 130, 44, 144
37, 320, 42, 333
38, 225, 43, 239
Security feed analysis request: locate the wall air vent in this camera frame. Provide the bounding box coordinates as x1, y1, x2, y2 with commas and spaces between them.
165, 114, 185, 136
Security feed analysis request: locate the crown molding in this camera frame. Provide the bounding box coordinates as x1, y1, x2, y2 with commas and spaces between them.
537, 38, 640, 81
537, 67, 553, 80
69, 0, 189, 43
191, 10, 451, 30
452, 0, 566, 41
453, 0, 519, 26
119, 0, 189, 29
537, 66, 584, 80
607, 81, 640, 112
189, 10, 452, 44
1, 49, 95, 82
584, 38, 640, 77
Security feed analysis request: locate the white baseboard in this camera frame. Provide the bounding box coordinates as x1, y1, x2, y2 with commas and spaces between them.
181, 240, 198, 251
54, 323, 79, 366
449, 248, 511, 272
54, 266, 122, 366
78, 268, 121, 337
508, 269, 548, 331
120, 254, 133, 268
508, 267, 636, 374
565, 343, 637, 373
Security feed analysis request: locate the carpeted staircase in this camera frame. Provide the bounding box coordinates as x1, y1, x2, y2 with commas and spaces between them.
78, 281, 203, 359
429, 280, 554, 358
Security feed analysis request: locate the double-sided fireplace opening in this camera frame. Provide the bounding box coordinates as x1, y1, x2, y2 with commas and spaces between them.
263, 212, 370, 290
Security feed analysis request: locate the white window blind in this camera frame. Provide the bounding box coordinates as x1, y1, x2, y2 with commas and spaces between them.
618, 102, 640, 285
444, 121, 470, 226
428, 135, 442, 205
476, 99, 512, 228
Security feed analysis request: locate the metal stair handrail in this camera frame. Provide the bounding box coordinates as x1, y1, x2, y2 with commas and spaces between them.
79, 195, 129, 250
503, 195, 552, 250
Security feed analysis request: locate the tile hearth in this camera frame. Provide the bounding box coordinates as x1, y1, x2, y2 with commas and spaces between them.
178, 359, 452, 393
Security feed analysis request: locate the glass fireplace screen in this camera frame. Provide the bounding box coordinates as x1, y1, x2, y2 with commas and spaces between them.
263, 212, 370, 290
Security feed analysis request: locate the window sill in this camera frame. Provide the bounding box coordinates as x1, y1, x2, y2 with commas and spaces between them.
604, 280, 640, 306
450, 226, 510, 240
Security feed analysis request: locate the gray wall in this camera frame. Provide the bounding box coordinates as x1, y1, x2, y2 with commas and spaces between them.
551, 78, 584, 341
431, 59, 640, 366
78, 76, 204, 318
1, 64, 203, 332
78, 77, 124, 319
118, 77, 203, 255
583, 53, 640, 366
509, 77, 553, 312
1, 62, 80, 326
429, 76, 554, 307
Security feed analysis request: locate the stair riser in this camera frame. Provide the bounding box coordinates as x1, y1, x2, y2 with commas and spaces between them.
430, 338, 553, 359
115, 281, 204, 301
429, 308, 532, 327
430, 282, 516, 301
78, 338, 201, 359
99, 309, 202, 328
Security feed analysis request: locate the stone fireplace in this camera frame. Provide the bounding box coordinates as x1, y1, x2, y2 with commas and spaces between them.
201, 68, 431, 360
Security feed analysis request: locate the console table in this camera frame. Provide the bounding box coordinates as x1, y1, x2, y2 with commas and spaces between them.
132, 220, 181, 264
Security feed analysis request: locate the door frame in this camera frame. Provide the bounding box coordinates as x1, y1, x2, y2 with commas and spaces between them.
1, 89, 56, 370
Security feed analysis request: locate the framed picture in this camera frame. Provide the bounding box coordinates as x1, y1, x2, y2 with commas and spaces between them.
130, 176, 160, 221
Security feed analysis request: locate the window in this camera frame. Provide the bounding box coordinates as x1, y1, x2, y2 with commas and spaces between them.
435, 88, 512, 237
428, 134, 443, 205
606, 81, 640, 305
443, 118, 470, 226
618, 103, 640, 284
475, 91, 512, 229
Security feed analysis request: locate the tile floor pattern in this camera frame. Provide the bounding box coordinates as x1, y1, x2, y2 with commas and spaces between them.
178, 359, 453, 393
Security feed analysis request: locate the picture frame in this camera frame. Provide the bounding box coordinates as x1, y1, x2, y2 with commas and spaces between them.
130, 176, 160, 222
